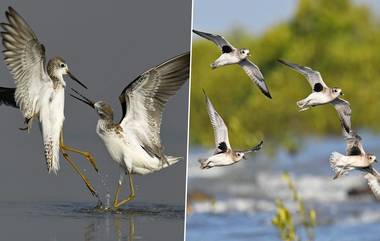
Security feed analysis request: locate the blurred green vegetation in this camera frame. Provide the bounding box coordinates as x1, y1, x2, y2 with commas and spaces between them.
272, 172, 316, 241
190, 0, 380, 152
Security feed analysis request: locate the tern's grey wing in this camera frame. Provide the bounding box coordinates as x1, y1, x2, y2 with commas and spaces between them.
192, 29, 236, 53
364, 172, 380, 200
239, 59, 271, 99
331, 98, 351, 134
278, 59, 327, 92
345, 131, 365, 156
202, 90, 231, 152
0, 87, 17, 107
119, 52, 190, 157
1, 7, 47, 117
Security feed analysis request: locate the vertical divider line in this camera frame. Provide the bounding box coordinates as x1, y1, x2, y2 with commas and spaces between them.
183, 0, 195, 240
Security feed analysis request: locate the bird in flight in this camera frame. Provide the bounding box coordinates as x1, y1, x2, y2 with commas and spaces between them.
199, 90, 263, 169
193, 29, 272, 99
278, 59, 351, 133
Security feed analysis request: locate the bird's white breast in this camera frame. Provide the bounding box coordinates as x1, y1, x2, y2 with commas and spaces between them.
208, 152, 234, 166
96, 122, 164, 175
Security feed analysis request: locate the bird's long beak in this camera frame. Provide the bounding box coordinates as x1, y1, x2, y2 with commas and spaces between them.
67, 71, 87, 89
70, 88, 95, 109
242, 155, 247, 160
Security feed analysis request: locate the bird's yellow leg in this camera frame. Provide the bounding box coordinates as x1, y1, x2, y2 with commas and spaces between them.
60, 151, 98, 198
59, 131, 98, 172
113, 173, 136, 208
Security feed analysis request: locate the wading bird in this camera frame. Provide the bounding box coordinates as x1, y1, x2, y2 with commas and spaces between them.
0, 7, 99, 197
70, 52, 190, 208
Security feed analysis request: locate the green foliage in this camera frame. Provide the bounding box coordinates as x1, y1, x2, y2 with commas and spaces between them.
190, 0, 380, 151
272, 172, 316, 241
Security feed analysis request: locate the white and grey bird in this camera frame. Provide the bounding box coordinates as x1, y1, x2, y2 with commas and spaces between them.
192, 29, 271, 99
70, 52, 190, 208
330, 130, 380, 200
330, 131, 376, 179
0, 7, 99, 196
278, 59, 352, 133
199, 90, 263, 169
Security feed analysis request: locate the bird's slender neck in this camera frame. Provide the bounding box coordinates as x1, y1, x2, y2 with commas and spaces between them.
97, 115, 115, 130
49, 73, 65, 89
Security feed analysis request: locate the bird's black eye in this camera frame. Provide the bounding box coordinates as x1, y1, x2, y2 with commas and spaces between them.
60, 63, 65, 68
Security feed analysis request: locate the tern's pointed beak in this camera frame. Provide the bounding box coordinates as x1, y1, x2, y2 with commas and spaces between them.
70, 88, 95, 109
67, 71, 87, 89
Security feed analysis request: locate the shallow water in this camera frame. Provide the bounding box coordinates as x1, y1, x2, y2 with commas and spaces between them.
0, 201, 184, 241
187, 132, 380, 241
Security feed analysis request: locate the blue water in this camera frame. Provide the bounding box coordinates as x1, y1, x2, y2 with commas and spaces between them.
186, 133, 380, 241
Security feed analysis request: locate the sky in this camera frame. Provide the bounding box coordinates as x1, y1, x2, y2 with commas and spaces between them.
193, 0, 380, 35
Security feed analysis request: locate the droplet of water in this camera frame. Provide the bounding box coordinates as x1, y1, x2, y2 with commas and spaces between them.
105, 193, 111, 209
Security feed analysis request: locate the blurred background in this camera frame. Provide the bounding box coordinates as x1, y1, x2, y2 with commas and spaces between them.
187, 0, 380, 241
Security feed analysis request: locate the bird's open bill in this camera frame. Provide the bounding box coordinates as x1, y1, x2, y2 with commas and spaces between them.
67, 71, 88, 89
70, 88, 95, 108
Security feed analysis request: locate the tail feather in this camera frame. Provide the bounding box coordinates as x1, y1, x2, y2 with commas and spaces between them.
297, 99, 310, 111
163, 156, 182, 168
198, 158, 211, 169
44, 138, 60, 174
329, 152, 351, 179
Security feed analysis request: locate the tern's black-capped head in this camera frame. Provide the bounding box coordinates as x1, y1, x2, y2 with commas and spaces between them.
47, 57, 87, 89
239, 48, 250, 59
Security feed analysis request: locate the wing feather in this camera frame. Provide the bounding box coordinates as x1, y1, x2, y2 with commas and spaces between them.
192, 29, 235, 53
119, 52, 190, 157
202, 90, 231, 152
0, 87, 17, 107
1, 7, 47, 118
239, 59, 271, 98
331, 98, 351, 134
278, 59, 327, 91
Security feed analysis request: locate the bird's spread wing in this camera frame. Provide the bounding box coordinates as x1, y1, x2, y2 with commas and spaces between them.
331, 98, 351, 133
278, 59, 327, 92
119, 52, 190, 158
345, 131, 365, 156
0, 87, 17, 107
1, 7, 47, 117
240, 140, 263, 153
364, 172, 380, 200
202, 90, 231, 152
239, 59, 271, 98
193, 29, 235, 53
